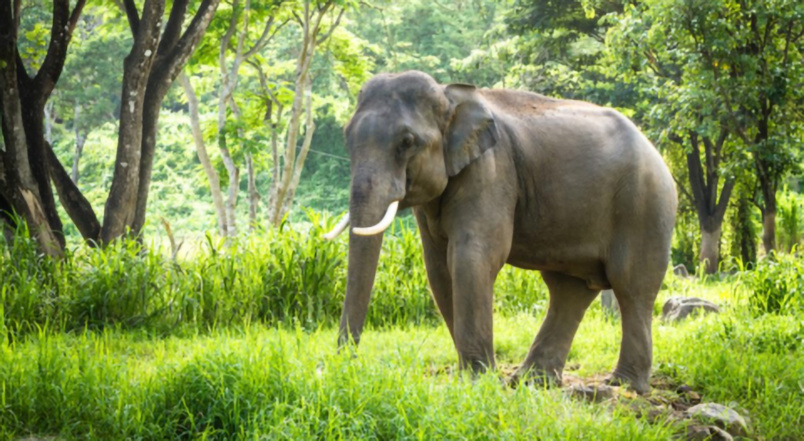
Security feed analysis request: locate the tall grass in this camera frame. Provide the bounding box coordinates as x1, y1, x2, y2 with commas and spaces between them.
777, 190, 803, 252
2, 211, 547, 340
2, 311, 802, 440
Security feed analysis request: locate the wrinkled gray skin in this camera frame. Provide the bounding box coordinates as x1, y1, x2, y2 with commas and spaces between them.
338, 71, 677, 394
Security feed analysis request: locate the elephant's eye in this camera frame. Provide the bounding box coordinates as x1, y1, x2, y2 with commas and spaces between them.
398, 133, 416, 154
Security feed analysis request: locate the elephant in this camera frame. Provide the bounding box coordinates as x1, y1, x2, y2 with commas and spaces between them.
324, 71, 677, 394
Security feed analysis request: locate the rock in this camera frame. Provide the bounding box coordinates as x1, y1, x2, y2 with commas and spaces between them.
676, 384, 702, 402
686, 403, 748, 437
567, 384, 615, 403
674, 264, 690, 277
600, 289, 619, 318
662, 296, 720, 322
686, 425, 734, 441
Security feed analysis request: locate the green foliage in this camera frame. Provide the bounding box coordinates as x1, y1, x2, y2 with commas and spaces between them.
777, 190, 803, 252
671, 207, 698, 272
2, 211, 548, 340
742, 253, 804, 315
726, 185, 759, 266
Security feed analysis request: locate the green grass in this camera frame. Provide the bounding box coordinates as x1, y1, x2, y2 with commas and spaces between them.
2, 222, 804, 439
2, 298, 803, 439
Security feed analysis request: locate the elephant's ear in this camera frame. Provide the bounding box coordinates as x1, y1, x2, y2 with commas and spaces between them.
443, 84, 499, 177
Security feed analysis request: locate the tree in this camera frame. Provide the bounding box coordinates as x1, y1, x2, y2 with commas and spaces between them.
57, 10, 128, 184
0, 0, 88, 256
612, 0, 804, 255
181, 0, 284, 236
178, 71, 228, 236
103, 0, 221, 242
2, 0, 220, 254
265, 0, 346, 226
608, 0, 803, 270
505, 0, 628, 103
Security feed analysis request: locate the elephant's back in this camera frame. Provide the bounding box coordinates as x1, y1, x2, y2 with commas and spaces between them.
498, 94, 676, 275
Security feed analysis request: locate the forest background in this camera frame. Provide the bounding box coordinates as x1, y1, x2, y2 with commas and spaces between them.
2, 0, 802, 273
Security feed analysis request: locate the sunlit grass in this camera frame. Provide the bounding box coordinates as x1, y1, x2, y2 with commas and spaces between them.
2, 307, 802, 440
2, 221, 803, 439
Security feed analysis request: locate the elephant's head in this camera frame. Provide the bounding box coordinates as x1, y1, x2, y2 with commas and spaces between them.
325, 71, 499, 346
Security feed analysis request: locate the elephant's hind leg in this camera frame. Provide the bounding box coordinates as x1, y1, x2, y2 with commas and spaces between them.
606, 246, 668, 395
512, 271, 598, 386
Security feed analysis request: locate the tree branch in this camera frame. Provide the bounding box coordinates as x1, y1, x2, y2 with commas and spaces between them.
123, 0, 141, 38
243, 16, 284, 59
155, 0, 221, 85
316, 6, 344, 45
713, 177, 735, 224
46, 143, 100, 243
686, 132, 708, 219
220, 0, 240, 73
158, 0, 190, 56
35, 0, 88, 96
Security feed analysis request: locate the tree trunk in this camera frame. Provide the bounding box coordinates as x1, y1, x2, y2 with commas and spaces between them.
72, 104, 86, 184
730, 186, 757, 267
699, 223, 722, 274
19, 90, 66, 249
280, 85, 315, 220
179, 72, 227, 236
681, 131, 734, 274
0, 39, 61, 255
270, 57, 311, 226
104, 0, 219, 242
129, 77, 169, 236
246, 153, 259, 230
130, 0, 220, 237
761, 209, 776, 255
221, 142, 240, 238
101, 0, 166, 243
267, 2, 344, 226
44, 99, 54, 145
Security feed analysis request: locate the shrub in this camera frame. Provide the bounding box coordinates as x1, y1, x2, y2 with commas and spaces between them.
1, 211, 550, 340
744, 252, 803, 315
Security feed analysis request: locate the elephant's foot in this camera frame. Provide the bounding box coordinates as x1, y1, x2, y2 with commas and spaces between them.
605, 369, 651, 395
459, 356, 496, 376
507, 364, 563, 389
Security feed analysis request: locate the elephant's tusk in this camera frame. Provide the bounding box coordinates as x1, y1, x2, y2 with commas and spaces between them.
352, 201, 399, 236
323, 213, 350, 240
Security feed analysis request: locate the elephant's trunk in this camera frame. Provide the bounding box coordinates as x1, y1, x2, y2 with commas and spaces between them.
338, 176, 400, 346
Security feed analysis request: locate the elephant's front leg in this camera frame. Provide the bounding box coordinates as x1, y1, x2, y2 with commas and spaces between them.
414, 209, 455, 339
447, 230, 511, 372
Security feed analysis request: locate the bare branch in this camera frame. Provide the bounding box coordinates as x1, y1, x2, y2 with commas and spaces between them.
220, 0, 240, 74
672, 174, 695, 205
292, 10, 303, 28
713, 177, 736, 224
46, 142, 101, 242
243, 16, 274, 58
316, 7, 345, 45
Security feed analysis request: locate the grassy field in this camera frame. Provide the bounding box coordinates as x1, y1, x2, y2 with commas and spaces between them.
2, 222, 803, 440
